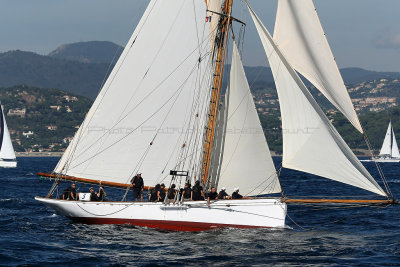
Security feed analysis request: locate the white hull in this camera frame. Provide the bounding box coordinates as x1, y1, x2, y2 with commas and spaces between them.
364, 157, 400, 163
35, 197, 287, 231
0, 160, 17, 168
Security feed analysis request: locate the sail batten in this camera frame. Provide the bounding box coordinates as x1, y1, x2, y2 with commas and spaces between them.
247, 4, 386, 197
273, 0, 363, 133
218, 42, 281, 196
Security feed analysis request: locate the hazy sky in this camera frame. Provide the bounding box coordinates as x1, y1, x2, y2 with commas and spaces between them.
1, 0, 400, 71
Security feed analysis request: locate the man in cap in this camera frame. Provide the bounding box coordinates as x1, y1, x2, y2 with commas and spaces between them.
218, 187, 230, 200
232, 188, 243, 199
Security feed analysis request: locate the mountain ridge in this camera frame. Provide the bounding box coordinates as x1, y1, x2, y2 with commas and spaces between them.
1, 41, 400, 100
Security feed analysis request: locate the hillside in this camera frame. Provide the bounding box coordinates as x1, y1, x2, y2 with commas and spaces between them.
260, 106, 400, 154
2, 84, 398, 154
0, 85, 92, 152
0, 50, 110, 99
1, 41, 400, 101
49, 41, 123, 64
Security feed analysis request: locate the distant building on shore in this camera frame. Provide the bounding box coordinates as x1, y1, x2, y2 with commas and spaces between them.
7, 108, 26, 118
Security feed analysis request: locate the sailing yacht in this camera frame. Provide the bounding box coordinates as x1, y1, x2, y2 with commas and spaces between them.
0, 104, 17, 168
36, 0, 394, 231
372, 122, 400, 163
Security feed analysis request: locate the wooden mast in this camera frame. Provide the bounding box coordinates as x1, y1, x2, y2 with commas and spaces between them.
201, 0, 233, 188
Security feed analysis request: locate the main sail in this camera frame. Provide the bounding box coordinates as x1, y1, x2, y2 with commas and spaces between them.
273, 0, 363, 133
0, 105, 16, 160
218, 42, 281, 196
247, 4, 386, 197
55, 0, 213, 187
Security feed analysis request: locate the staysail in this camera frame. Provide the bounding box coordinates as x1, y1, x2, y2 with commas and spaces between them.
218, 42, 281, 196
247, 4, 386, 196
273, 0, 363, 133
55, 0, 213, 187
379, 122, 392, 156
0, 105, 16, 160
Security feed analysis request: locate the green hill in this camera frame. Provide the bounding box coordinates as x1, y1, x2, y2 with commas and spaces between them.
48, 41, 123, 64
0, 50, 111, 99
0, 85, 92, 152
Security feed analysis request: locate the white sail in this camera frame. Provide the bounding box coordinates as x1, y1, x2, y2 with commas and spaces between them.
0, 105, 16, 160
247, 4, 386, 196
55, 0, 213, 187
273, 0, 363, 133
218, 42, 281, 196
379, 122, 392, 156
391, 128, 400, 158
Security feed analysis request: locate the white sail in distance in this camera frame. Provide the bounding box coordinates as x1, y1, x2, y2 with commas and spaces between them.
55, 0, 213, 187
273, 0, 363, 133
218, 42, 281, 196
379, 122, 392, 156
391, 127, 400, 158
247, 4, 386, 196
0, 105, 16, 160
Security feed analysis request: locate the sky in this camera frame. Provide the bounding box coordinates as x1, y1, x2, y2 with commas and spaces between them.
1, 0, 400, 72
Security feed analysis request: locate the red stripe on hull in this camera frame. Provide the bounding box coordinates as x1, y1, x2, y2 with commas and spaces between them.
70, 217, 270, 231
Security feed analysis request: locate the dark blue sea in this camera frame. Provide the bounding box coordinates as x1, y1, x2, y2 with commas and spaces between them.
1, 157, 399, 266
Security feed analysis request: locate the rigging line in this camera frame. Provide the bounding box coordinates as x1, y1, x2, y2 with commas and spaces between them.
133, 60, 210, 185
122, 55, 208, 190
113, 0, 187, 125
58, 1, 158, 174
175, 55, 209, 172
67, 31, 215, 166
363, 131, 393, 198
191, 0, 202, 60
245, 167, 282, 197
67, 71, 193, 172
80, 1, 188, 173
177, 51, 215, 175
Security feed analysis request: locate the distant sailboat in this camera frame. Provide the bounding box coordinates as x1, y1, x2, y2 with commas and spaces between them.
372, 122, 400, 163
0, 104, 17, 168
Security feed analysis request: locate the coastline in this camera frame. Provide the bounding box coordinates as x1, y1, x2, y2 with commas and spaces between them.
16, 152, 63, 157
14, 149, 372, 158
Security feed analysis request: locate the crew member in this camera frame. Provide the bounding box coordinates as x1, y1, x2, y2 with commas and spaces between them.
167, 184, 177, 203
131, 173, 144, 202
89, 187, 100, 201
98, 186, 107, 201
63, 183, 78, 200
158, 183, 166, 202
218, 187, 230, 200
181, 182, 192, 201
207, 187, 218, 207
191, 180, 205, 201
232, 188, 251, 199
149, 184, 160, 202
